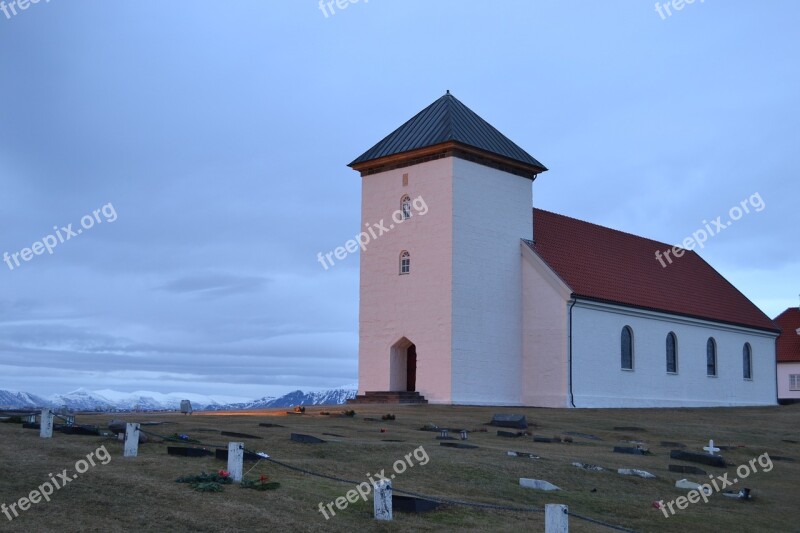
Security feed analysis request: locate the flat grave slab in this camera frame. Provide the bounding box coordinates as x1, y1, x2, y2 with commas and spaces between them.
290, 433, 326, 444
167, 447, 214, 458
670, 449, 726, 467
490, 414, 527, 429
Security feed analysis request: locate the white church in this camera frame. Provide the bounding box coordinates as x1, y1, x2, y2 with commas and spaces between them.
348, 92, 779, 408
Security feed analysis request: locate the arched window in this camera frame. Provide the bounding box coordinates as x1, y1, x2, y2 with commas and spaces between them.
666, 332, 678, 373
743, 343, 753, 380
399, 251, 410, 275
621, 326, 633, 370
706, 338, 717, 376
401, 195, 412, 220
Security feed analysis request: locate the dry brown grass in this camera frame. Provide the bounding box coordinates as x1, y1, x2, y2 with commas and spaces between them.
1, 404, 798, 532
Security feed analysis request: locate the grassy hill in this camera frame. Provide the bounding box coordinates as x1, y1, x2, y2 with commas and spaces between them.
1, 404, 798, 532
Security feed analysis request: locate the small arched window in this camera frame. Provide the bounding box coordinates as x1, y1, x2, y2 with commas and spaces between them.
401, 195, 412, 220
399, 251, 410, 275
666, 332, 678, 373
621, 326, 633, 370
707, 338, 717, 377
743, 343, 753, 380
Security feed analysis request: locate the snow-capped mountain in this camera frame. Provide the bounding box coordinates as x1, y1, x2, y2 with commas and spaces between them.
0, 390, 53, 409
0, 386, 357, 411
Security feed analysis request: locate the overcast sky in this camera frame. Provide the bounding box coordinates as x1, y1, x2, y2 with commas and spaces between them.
1, 1, 798, 399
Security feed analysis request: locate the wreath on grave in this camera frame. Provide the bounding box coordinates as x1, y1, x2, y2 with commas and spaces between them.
176, 470, 233, 492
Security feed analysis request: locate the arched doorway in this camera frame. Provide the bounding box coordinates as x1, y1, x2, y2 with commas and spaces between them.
390, 338, 417, 392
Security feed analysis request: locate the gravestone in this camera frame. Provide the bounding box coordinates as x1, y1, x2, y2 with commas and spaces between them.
290, 433, 326, 444
545, 504, 569, 533
670, 450, 726, 467
392, 495, 440, 513
439, 442, 478, 449
497, 430, 524, 438
613, 446, 649, 455
618, 469, 656, 479
490, 414, 527, 429
520, 478, 561, 491
534, 436, 561, 443
167, 447, 213, 457
259, 423, 285, 428
703, 439, 720, 456
180, 400, 193, 415
215, 449, 262, 462
374, 480, 392, 521
221, 431, 262, 440
124, 423, 140, 457
508, 451, 540, 459
227, 442, 244, 483
40, 409, 53, 439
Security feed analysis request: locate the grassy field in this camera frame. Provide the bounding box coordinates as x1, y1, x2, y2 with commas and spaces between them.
1, 404, 798, 532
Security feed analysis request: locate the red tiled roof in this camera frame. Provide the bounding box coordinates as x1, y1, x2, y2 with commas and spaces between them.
529, 208, 778, 333
775, 308, 800, 362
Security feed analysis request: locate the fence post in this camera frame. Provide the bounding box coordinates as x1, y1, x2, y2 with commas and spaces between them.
40, 408, 53, 439
545, 504, 568, 533
124, 423, 140, 457
228, 442, 244, 483
373, 479, 392, 521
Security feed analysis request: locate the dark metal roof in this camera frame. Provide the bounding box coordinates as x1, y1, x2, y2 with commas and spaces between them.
349, 92, 546, 171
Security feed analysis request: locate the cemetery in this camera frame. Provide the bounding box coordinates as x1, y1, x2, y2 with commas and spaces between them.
0, 403, 798, 532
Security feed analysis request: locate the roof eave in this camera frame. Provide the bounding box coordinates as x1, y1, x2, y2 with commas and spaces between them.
349, 140, 548, 179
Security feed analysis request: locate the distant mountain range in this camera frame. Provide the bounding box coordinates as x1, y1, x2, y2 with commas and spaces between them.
0, 387, 357, 412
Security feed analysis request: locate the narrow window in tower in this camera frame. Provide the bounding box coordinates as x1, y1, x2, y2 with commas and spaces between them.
400, 251, 410, 275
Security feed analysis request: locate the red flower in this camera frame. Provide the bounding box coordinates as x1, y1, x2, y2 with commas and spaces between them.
218, 470, 230, 478
259, 475, 269, 483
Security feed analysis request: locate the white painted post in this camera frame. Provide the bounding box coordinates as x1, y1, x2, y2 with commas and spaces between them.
545, 504, 568, 533
124, 423, 140, 457
228, 442, 244, 483
373, 479, 392, 521
40, 409, 53, 439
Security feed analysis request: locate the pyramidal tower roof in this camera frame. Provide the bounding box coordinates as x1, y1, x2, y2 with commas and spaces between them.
349, 92, 547, 178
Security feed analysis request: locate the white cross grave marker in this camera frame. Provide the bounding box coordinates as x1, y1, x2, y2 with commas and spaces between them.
703, 439, 720, 456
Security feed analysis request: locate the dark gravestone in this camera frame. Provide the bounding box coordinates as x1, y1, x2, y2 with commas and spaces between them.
22, 422, 40, 430
322, 433, 346, 438
221, 431, 262, 440
771, 456, 796, 462
490, 414, 527, 429
215, 449, 262, 462
613, 426, 645, 432
670, 450, 726, 468
661, 441, 687, 448
290, 433, 327, 444
381, 439, 405, 443
393, 495, 441, 513
440, 442, 478, 449
167, 447, 213, 458
534, 436, 562, 443
497, 430, 524, 438
436, 436, 458, 440
259, 423, 285, 428
57, 425, 100, 436
669, 464, 707, 475
614, 446, 648, 455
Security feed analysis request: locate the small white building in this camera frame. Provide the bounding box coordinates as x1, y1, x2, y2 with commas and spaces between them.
775, 307, 800, 403
348, 92, 778, 408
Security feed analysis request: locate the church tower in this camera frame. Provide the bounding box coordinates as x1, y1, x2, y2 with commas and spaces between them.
349, 92, 546, 405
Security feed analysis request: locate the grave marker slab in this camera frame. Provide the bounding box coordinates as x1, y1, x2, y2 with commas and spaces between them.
520, 478, 561, 491
290, 433, 327, 444
490, 414, 527, 429
221, 431, 262, 440
670, 450, 726, 468
439, 442, 478, 449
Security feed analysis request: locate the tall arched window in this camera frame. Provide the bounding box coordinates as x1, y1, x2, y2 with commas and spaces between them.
666, 332, 678, 373
401, 195, 412, 220
621, 326, 633, 370
399, 251, 410, 275
743, 343, 753, 380
706, 338, 717, 377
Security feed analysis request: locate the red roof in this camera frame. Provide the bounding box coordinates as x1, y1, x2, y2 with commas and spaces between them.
529, 208, 778, 333
775, 308, 800, 362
